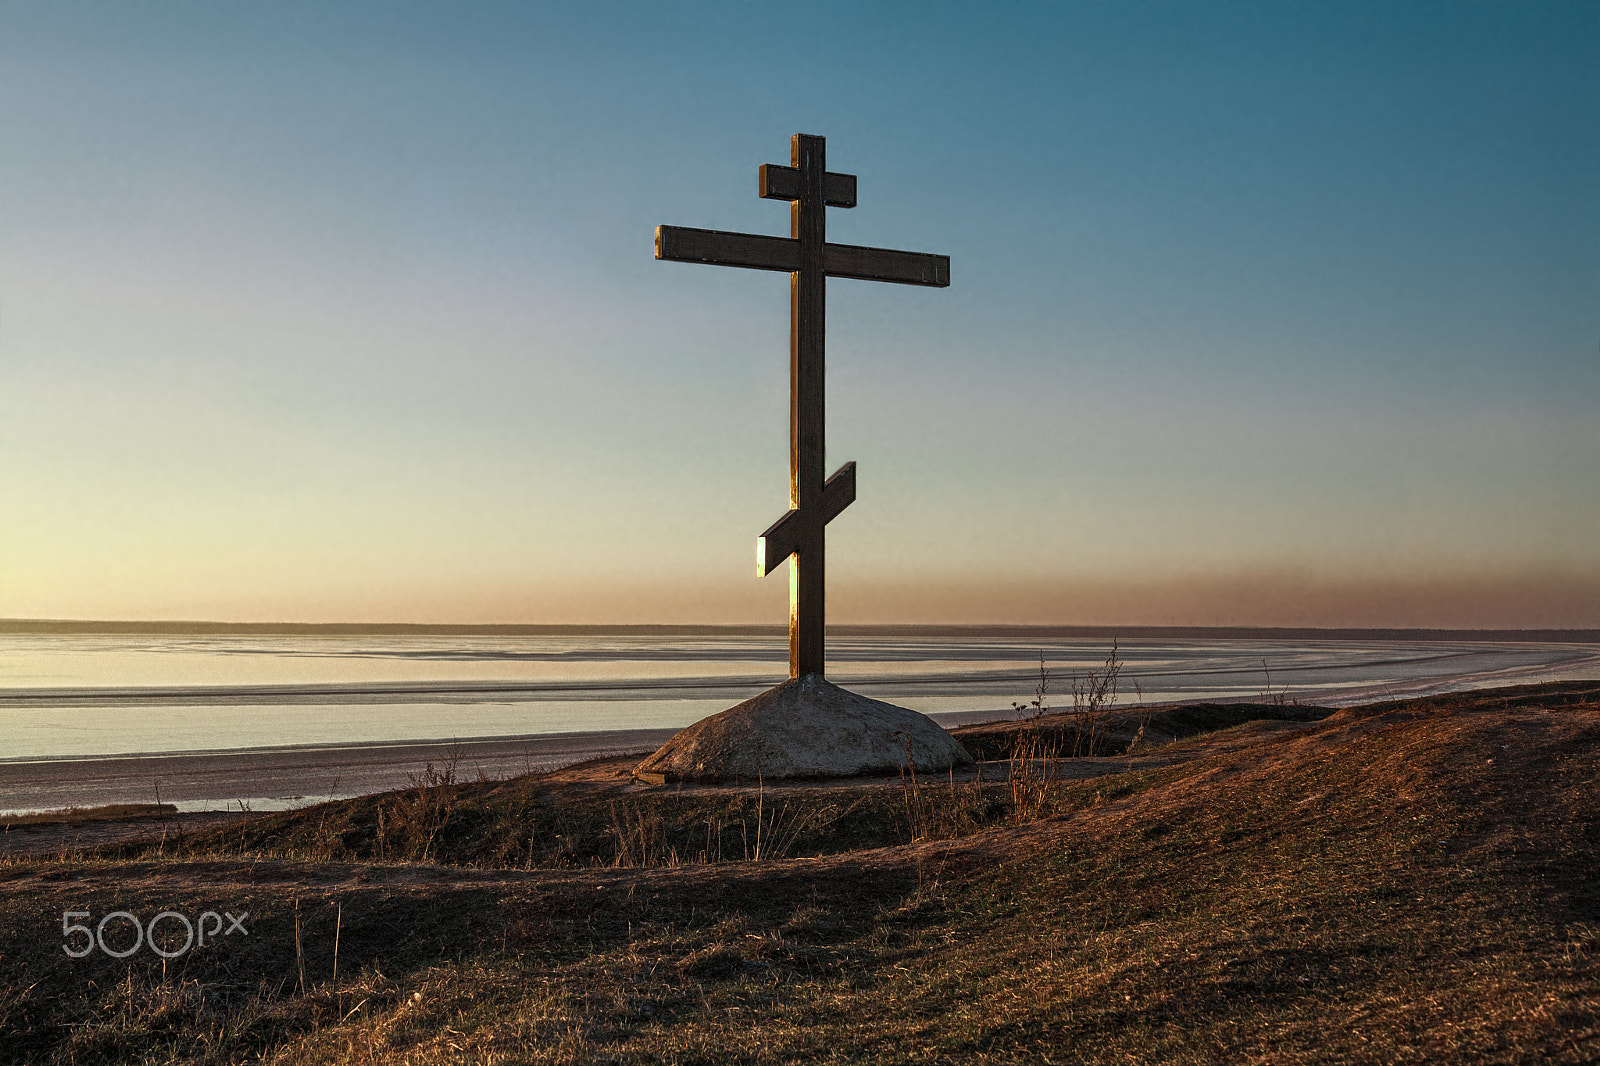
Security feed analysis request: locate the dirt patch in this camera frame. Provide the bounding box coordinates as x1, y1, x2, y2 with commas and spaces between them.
0, 810, 249, 858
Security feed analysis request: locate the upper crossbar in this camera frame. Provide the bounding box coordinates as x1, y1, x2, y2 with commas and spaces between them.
758, 164, 858, 208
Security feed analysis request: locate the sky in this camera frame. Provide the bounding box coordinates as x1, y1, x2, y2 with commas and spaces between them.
1, 1, 1597, 628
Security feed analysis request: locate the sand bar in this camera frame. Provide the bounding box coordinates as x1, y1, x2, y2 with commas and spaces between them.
0, 728, 681, 813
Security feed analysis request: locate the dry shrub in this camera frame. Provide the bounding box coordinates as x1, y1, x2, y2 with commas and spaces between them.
379, 748, 464, 863
605, 787, 858, 868
899, 736, 997, 842
607, 799, 672, 867
1069, 639, 1122, 756
999, 642, 1123, 820
1006, 724, 1061, 822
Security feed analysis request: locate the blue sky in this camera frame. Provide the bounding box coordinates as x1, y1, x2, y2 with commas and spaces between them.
2, 1, 1596, 626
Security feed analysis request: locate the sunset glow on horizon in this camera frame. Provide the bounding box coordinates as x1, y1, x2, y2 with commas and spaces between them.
2, 2, 1596, 629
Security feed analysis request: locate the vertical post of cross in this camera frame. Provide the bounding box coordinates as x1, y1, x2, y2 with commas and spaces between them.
790, 133, 827, 678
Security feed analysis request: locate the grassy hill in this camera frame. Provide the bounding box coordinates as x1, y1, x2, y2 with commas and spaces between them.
0, 682, 1595, 1064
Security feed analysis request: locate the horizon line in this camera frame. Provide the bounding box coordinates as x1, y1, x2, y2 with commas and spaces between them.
4, 618, 1598, 643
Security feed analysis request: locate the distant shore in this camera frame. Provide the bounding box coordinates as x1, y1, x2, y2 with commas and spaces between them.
5, 618, 1598, 642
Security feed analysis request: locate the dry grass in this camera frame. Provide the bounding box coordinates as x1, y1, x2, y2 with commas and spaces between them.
0, 803, 178, 827
0, 681, 1595, 1064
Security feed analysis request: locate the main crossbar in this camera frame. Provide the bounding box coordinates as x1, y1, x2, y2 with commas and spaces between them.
656, 226, 950, 287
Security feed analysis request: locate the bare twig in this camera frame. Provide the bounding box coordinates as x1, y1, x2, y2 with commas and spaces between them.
293, 898, 306, 995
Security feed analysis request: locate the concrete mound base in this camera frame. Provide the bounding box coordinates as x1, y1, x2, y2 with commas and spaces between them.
633, 674, 974, 783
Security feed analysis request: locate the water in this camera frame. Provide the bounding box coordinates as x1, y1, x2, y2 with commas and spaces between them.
1, 629, 1594, 812
4, 629, 1596, 760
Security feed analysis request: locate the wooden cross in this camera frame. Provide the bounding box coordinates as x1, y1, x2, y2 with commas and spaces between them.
656, 133, 949, 679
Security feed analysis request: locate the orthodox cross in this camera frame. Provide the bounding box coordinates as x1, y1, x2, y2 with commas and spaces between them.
656, 133, 949, 679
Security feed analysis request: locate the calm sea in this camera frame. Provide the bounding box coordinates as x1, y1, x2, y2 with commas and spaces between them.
4, 628, 1596, 762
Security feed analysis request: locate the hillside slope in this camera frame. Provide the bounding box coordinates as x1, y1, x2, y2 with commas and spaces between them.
0, 682, 1595, 1064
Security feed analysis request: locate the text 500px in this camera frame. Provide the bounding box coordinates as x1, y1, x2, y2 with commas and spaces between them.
62, 910, 249, 958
